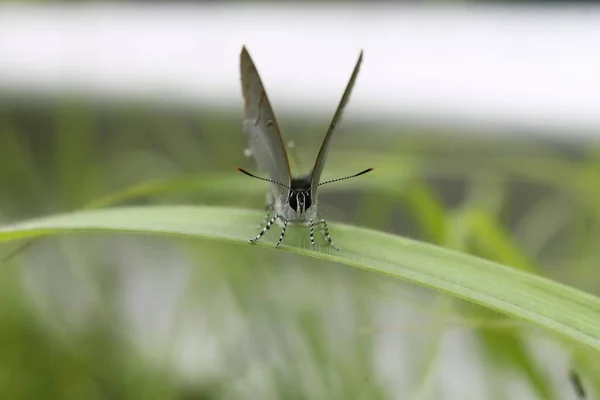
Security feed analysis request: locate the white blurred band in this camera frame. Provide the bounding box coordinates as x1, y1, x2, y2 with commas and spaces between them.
1, 4, 600, 137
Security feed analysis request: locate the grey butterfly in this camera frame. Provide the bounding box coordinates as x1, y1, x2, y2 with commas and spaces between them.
238, 46, 372, 250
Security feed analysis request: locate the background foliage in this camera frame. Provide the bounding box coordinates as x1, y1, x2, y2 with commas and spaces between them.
1, 97, 599, 399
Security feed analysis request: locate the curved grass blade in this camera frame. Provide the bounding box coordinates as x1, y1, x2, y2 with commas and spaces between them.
1, 205, 600, 354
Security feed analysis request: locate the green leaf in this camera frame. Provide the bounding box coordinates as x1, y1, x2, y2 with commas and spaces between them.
1, 205, 600, 354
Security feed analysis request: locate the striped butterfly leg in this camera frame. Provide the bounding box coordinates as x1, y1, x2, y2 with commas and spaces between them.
315, 216, 339, 251
250, 212, 281, 244
309, 219, 316, 250
275, 217, 289, 248
256, 205, 273, 228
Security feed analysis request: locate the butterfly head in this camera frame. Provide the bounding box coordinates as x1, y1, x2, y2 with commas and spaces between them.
289, 177, 313, 214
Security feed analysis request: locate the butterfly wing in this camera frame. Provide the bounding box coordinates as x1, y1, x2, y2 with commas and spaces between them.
310, 50, 363, 194
240, 46, 291, 198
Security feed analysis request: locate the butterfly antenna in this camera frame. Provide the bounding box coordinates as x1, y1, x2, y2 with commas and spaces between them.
570, 370, 587, 399
236, 167, 291, 190
316, 168, 373, 187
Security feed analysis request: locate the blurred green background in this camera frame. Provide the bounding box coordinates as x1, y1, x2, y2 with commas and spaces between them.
1, 91, 599, 399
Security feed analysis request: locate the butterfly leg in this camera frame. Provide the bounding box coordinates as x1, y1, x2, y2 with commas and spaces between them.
250, 212, 280, 244
309, 219, 316, 249
275, 217, 289, 248
316, 217, 339, 251
256, 205, 273, 228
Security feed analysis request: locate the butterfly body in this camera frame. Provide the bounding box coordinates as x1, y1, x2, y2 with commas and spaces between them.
239, 46, 369, 250
267, 175, 318, 227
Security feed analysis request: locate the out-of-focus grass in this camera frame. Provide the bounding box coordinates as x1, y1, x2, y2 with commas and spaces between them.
1, 99, 599, 399
2, 206, 600, 351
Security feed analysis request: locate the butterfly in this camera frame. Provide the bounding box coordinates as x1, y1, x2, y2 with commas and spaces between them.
237, 46, 372, 250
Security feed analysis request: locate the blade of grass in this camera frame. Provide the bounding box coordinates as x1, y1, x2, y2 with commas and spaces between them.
1, 206, 600, 354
